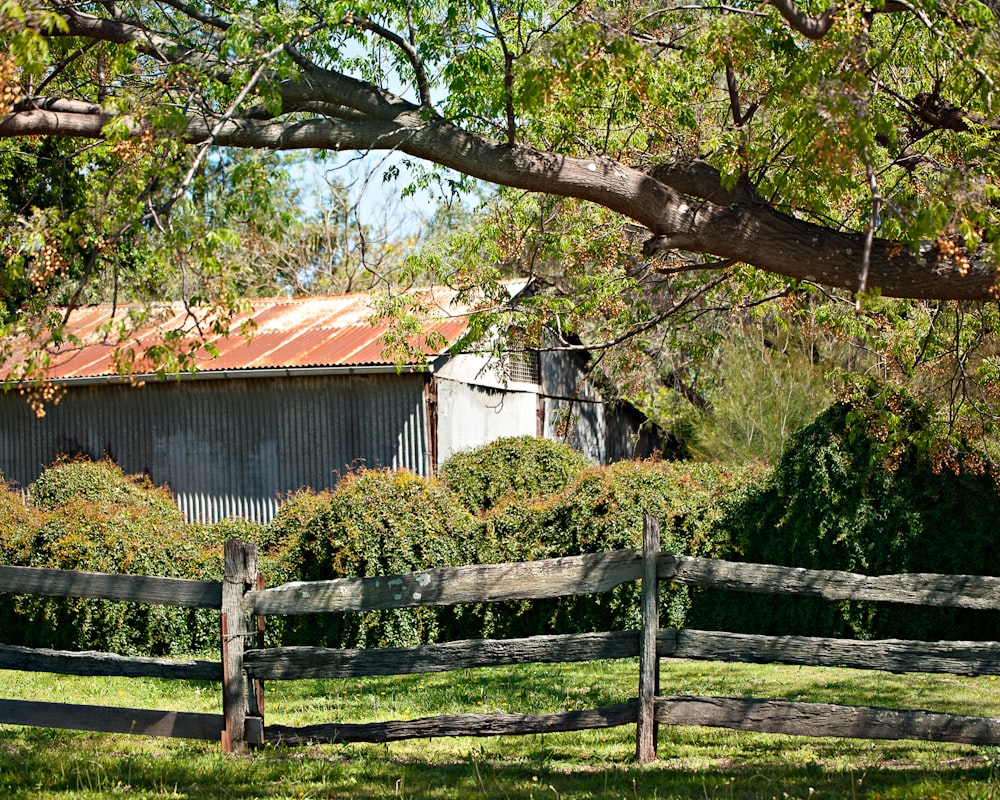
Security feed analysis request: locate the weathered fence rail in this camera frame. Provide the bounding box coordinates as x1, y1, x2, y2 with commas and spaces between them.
0, 564, 223, 607
0, 566, 228, 744
663, 555, 1000, 609
3, 521, 1000, 760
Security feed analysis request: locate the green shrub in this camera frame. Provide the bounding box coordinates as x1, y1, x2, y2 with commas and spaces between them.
440, 436, 588, 514
0, 479, 41, 564
6, 496, 219, 655
688, 386, 1000, 641
452, 459, 758, 640
0, 480, 45, 642
271, 469, 475, 648
29, 458, 183, 522
0, 461, 216, 655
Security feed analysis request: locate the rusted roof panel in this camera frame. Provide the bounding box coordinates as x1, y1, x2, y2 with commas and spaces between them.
9, 286, 514, 381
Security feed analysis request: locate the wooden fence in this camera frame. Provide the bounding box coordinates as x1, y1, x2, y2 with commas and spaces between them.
4, 522, 1000, 761
0, 562, 227, 743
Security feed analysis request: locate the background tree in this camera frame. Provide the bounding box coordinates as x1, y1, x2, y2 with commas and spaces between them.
4, 0, 1000, 452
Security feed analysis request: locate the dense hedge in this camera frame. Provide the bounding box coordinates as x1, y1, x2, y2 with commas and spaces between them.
261, 453, 752, 647
687, 386, 1000, 641
0, 461, 223, 656
458, 459, 756, 640
0, 460, 297, 654
440, 436, 588, 514
270, 469, 476, 648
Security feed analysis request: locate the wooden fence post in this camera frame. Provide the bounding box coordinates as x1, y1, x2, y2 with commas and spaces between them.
221, 539, 259, 754
636, 514, 660, 763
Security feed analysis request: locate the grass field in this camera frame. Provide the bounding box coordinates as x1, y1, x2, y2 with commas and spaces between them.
2, 659, 1000, 799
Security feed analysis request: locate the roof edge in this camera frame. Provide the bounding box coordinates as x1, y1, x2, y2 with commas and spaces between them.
43, 363, 435, 387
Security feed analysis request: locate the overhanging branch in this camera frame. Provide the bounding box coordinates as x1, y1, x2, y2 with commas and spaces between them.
4, 98, 995, 301
767, 0, 837, 39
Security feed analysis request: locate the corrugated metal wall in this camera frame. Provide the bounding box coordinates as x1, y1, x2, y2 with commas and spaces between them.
1, 374, 428, 524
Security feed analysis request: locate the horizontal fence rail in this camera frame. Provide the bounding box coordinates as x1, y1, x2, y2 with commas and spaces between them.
243, 628, 1000, 685
0, 561, 230, 747
244, 631, 642, 680
246, 551, 1000, 617
0, 564, 223, 608
264, 703, 640, 746
663, 555, 1000, 610
662, 630, 1000, 676
0, 642, 222, 681
654, 697, 1000, 747
4, 530, 1000, 758
244, 550, 643, 616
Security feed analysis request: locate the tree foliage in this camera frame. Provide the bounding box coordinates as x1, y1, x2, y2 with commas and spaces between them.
6, 0, 1000, 290
5, 0, 1000, 437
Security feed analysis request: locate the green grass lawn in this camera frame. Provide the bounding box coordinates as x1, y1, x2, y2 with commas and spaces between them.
2, 659, 1000, 799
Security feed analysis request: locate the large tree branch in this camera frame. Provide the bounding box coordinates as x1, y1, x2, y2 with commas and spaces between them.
54, 8, 225, 72
192, 116, 1000, 302
767, 0, 837, 40
57, 9, 178, 58
0, 107, 139, 137
767, 0, 922, 39
911, 91, 1000, 133
282, 48, 415, 121
3, 101, 994, 301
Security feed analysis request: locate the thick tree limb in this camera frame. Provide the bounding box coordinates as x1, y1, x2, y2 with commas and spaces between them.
58, 9, 178, 58
911, 92, 1000, 133
0, 107, 140, 137
282, 50, 411, 121
767, 0, 837, 39
2, 99, 993, 300
766, 0, 920, 38
54, 8, 223, 71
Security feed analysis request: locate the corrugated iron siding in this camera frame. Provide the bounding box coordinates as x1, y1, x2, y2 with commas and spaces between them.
1, 374, 428, 524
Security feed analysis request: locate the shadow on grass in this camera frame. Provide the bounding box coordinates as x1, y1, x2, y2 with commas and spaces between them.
268, 663, 635, 721
2, 727, 999, 799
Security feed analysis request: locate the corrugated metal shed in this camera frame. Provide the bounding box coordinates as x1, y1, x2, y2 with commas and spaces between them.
19, 286, 477, 381
5, 373, 431, 524
1, 287, 494, 523
1, 281, 656, 525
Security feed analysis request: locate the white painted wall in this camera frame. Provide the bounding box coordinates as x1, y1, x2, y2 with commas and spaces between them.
435, 376, 539, 465
432, 349, 655, 467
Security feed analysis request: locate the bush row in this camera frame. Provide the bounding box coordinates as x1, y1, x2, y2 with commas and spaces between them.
3, 408, 1000, 655
0, 440, 749, 653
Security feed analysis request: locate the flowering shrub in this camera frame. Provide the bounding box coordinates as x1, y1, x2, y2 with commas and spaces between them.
271, 469, 475, 648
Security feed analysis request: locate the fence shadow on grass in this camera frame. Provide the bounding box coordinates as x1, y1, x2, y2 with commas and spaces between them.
0, 726, 995, 799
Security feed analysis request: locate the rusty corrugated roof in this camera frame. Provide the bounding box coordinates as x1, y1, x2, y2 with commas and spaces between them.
14, 285, 501, 382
